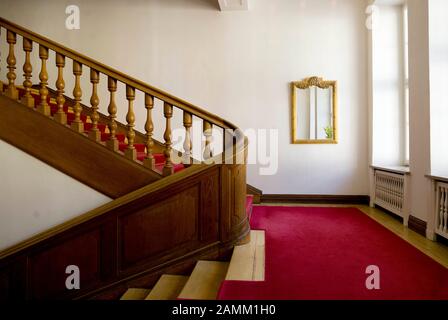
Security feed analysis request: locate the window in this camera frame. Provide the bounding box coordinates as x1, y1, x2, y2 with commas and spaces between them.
402, 4, 410, 165
371, 2, 410, 167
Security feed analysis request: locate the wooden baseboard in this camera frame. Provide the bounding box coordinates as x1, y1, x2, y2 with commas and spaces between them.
408, 215, 427, 237
247, 184, 262, 204
261, 194, 370, 204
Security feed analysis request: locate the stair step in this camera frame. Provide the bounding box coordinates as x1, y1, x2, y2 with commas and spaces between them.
155, 162, 185, 173
119, 142, 146, 152
145, 275, 189, 300
84, 122, 107, 133
225, 230, 265, 281
178, 261, 229, 300
101, 132, 126, 142
120, 288, 151, 300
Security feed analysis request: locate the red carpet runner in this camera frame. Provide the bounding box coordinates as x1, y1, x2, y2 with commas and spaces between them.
218, 206, 448, 300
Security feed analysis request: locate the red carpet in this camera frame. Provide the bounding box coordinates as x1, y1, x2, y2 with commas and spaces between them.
218, 206, 448, 300
12, 88, 184, 173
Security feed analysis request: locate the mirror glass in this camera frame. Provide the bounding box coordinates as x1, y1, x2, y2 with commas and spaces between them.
292, 77, 337, 144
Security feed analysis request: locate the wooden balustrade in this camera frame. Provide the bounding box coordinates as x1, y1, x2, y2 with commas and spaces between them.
71, 61, 83, 132
89, 69, 101, 141
107, 77, 119, 151
125, 85, 136, 161
21, 38, 34, 107
54, 53, 66, 124
0, 17, 245, 176
183, 111, 193, 165
203, 120, 213, 160
37, 45, 50, 116
143, 94, 155, 170
163, 102, 174, 176
5, 30, 18, 100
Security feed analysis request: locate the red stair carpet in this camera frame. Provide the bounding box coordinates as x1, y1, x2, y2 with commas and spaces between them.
12, 88, 184, 173
218, 206, 448, 300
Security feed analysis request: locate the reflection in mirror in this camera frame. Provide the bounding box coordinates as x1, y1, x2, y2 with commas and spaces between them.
291, 77, 337, 144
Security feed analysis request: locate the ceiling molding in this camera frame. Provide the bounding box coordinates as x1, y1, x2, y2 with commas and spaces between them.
218, 0, 250, 11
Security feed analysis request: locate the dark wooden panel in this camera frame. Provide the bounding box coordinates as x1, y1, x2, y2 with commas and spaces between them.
220, 164, 250, 245
0, 257, 27, 300
0, 270, 9, 300
0, 95, 160, 198
408, 215, 427, 237
261, 194, 370, 204
29, 230, 101, 299
200, 171, 220, 242
119, 186, 199, 268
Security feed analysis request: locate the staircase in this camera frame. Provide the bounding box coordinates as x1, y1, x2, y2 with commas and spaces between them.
0, 17, 250, 300
119, 229, 265, 300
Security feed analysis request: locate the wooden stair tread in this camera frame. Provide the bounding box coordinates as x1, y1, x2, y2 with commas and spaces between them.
145, 275, 189, 300
120, 288, 151, 300
178, 261, 229, 300
226, 230, 265, 281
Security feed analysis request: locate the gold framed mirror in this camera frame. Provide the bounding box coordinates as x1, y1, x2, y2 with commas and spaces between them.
291, 77, 338, 144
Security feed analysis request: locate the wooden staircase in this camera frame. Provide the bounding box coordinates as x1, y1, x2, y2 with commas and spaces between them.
119, 230, 265, 300
0, 17, 250, 300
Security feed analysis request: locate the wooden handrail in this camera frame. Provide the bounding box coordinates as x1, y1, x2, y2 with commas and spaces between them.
0, 17, 237, 130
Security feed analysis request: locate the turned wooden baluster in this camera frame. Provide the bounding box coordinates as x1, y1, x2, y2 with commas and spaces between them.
440, 188, 445, 230
0, 28, 2, 93
125, 85, 136, 160
143, 94, 155, 169
37, 45, 50, 116
106, 77, 118, 151
21, 38, 34, 107
5, 30, 18, 100
71, 61, 84, 132
444, 188, 448, 232
183, 111, 193, 165
89, 69, 101, 141
203, 120, 213, 160
163, 102, 174, 176
54, 53, 67, 124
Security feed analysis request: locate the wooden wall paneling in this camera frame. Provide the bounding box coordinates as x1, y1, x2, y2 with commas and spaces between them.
0, 161, 248, 300
119, 186, 200, 270
200, 169, 220, 243
28, 229, 101, 299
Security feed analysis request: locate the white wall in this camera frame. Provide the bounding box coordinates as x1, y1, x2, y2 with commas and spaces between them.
429, 0, 448, 176
0, 0, 370, 195
0, 140, 111, 250
407, 0, 431, 221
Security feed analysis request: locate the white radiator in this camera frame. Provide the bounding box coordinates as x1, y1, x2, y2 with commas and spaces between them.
435, 182, 448, 238
374, 170, 405, 217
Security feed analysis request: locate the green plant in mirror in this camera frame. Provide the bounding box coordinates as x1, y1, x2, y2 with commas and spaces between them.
324, 126, 333, 139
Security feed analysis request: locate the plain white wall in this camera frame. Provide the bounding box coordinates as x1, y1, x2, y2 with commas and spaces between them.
0, 0, 370, 195
407, 0, 431, 221
0, 140, 111, 250
429, 0, 448, 176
